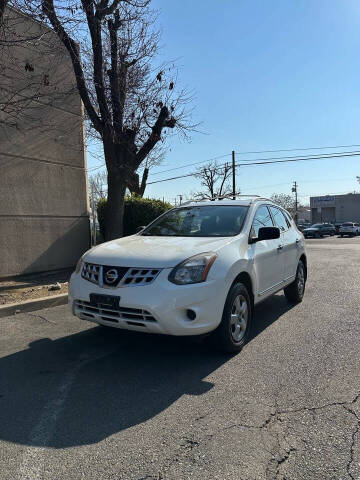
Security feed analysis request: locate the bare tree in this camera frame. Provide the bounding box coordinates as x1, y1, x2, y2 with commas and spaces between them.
270, 193, 297, 215
357, 176, 360, 184
193, 161, 238, 200
9, 0, 194, 239
89, 171, 107, 203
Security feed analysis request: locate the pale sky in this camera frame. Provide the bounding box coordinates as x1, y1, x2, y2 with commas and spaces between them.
87, 0, 360, 205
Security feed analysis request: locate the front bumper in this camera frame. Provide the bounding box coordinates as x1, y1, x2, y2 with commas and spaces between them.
69, 269, 227, 336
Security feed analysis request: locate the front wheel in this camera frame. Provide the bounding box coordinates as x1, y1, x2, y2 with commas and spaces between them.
284, 260, 306, 303
211, 282, 252, 353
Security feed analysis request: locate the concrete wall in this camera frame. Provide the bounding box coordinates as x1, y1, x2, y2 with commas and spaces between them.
310, 194, 360, 224
0, 8, 90, 277
335, 194, 360, 223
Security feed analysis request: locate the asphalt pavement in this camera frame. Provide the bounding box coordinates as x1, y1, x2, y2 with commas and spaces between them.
1, 235, 359, 480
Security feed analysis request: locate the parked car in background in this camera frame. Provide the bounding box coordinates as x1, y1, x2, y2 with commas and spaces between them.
339, 222, 360, 237
303, 223, 336, 238
334, 222, 343, 234
69, 197, 307, 353
297, 222, 311, 232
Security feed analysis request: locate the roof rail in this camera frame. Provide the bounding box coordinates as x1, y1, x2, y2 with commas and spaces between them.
178, 194, 274, 206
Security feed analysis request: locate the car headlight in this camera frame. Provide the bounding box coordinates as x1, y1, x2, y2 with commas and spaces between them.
75, 255, 84, 274
168, 252, 217, 285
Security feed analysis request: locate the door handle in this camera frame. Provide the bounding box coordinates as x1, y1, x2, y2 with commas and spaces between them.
277, 244, 283, 250
296, 238, 300, 244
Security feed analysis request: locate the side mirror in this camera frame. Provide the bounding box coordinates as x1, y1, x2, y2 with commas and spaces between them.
136, 225, 146, 233
251, 226, 280, 243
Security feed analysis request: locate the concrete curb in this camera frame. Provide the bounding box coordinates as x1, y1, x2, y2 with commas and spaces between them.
0, 293, 68, 318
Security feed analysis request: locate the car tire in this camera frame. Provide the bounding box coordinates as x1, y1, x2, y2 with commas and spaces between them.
330, 231, 334, 236
284, 260, 306, 303
341, 234, 344, 238
211, 282, 252, 354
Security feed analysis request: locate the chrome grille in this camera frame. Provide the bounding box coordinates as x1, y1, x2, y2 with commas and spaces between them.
74, 300, 157, 324
122, 268, 161, 286
81, 263, 102, 285
81, 262, 160, 288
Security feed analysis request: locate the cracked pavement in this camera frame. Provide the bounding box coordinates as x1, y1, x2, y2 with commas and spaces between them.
0, 236, 359, 479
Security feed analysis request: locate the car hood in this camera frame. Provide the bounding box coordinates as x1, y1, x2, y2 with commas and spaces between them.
84, 235, 236, 268
304, 228, 319, 232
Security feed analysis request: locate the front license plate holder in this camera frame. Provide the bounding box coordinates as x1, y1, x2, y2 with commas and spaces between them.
89, 293, 120, 310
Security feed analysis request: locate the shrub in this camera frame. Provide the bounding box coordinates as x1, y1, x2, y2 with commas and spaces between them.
97, 196, 172, 239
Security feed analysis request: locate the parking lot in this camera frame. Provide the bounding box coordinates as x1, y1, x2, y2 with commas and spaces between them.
1, 235, 359, 480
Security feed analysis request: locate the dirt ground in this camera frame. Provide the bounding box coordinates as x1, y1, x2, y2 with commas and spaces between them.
0, 270, 71, 305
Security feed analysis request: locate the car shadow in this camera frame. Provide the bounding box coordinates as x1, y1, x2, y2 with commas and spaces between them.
0, 293, 294, 448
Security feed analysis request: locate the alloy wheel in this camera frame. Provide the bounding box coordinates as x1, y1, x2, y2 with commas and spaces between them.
230, 294, 248, 343
297, 264, 305, 296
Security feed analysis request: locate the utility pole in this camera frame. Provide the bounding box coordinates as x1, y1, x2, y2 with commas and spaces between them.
178, 195, 183, 205
292, 181, 298, 224
232, 150, 236, 200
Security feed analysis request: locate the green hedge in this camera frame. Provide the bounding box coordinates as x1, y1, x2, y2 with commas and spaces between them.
97, 196, 172, 239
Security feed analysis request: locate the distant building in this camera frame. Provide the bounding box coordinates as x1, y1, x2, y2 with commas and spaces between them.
0, 7, 90, 277
310, 194, 360, 224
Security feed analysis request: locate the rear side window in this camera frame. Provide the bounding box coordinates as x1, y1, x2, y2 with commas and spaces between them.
251, 205, 274, 237
269, 206, 289, 232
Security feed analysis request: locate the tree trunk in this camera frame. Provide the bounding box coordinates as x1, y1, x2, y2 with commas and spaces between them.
103, 141, 128, 241
105, 171, 126, 240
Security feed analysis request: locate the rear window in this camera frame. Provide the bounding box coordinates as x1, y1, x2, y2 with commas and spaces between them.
269, 206, 289, 232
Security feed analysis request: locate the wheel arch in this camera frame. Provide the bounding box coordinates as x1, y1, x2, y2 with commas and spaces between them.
231, 271, 254, 306
299, 253, 307, 281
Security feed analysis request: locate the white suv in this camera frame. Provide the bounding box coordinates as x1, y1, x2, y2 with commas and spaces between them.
69, 197, 307, 352
339, 222, 360, 237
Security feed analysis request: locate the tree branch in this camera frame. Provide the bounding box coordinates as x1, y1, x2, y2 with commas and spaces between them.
218, 164, 231, 197
107, 10, 122, 135
135, 106, 175, 167
42, 0, 103, 132
129, 167, 148, 196
81, 0, 111, 127
96, 0, 121, 19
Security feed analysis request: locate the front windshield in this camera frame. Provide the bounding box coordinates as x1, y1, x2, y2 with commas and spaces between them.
141, 205, 249, 237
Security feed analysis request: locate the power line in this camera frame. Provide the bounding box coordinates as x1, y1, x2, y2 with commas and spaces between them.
235, 143, 360, 155
149, 143, 360, 177
86, 143, 360, 176
147, 150, 360, 185
149, 153, 231, 176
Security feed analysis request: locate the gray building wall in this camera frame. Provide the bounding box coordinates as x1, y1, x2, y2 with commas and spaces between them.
0, 8, 90, 277
310, 194, 360, 224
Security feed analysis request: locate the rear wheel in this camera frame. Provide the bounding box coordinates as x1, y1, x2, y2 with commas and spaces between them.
284, 260, 306, 303
211, 282, 252, 353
